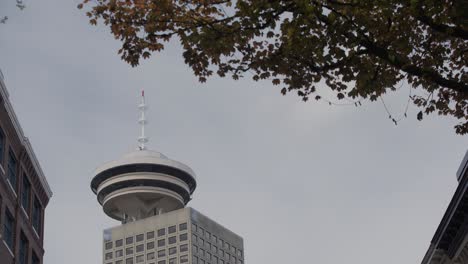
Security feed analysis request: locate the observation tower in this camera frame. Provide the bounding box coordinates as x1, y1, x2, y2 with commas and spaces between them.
92, 91, 244, 264
90, 91, 197, 223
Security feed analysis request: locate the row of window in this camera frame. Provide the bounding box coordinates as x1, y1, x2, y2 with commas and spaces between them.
107, 254, 189, 264
106, 243, 189, 261
2, 200, 41, 264
106, 235, 188, 255
0, 127, 43, 235
191, 224, 242, 258
105, 223, 188, 250
193, 255, 242, 264
106, 236, 188, 260
192, 243, 242, 264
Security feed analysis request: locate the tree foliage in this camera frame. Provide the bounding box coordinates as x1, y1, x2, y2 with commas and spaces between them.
1, 0, 26, 24
79, 0, 468, 134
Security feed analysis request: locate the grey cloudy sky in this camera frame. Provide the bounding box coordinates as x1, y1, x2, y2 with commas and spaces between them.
1, 1, 467, 263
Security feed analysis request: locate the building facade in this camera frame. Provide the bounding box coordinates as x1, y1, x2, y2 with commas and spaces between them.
0, 72, 53, 264
92, 92, 245, 264
421, 151, 468, 264
102, 208, 244, 264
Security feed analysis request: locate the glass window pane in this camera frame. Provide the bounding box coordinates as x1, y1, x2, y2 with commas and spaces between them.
136, 234, 144, 242
168, 225, 176, 234
168, 236, 176, 244
157, 228, 165, 237
116, 239, 123, 247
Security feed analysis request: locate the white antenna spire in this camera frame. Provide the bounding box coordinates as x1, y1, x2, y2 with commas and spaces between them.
138, 90, 148, 150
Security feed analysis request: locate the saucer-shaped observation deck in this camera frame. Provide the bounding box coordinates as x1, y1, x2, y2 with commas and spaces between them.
91, 149, 196, 222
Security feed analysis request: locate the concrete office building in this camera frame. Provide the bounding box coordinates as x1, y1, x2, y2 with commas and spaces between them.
0, 71, 53, 264
92, 92, 244, 264
421, 151, 468, 264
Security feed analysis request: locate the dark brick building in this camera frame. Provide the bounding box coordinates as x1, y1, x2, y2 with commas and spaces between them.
0, 72, 53, 264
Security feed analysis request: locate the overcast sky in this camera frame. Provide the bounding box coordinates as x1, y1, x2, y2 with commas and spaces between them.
1, 1, 467, 264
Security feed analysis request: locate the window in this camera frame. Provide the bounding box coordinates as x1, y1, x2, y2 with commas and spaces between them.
199, 227, 204, 236
158, 249, 166, 257
168, 225, 176, 234
19, 233, 28, 264
32, 196, 42, 234
179, 223, 187, 231
136, 234, 144, 242
147, 231, 155, 240
168, 236, 176, 244
169, 246, 177, 255
22, 176, 31, 212
116, 261, 123, 264
180, 244, 188, 252
116, 239, 123, 247
157, 239, 165, 247
116, 249, 123, 257
180, 233, 188, 241
136, 255, 144, 263
158, 261, 166, 264
105, 252, 113, 260
205, 232, 211, 240
32, 252, 40, 264
147, 252, 155, 260
169, 257, 177, 264
126, 247, 134, 255
0, 127, 5, 163
105, 242, 113, 250
180, 255, 189, 263
126, 258, 133, 264
136, 244, 144, 253
192, 245, 198, 254
212, 235, 217, 244
3, 209, 14, 250
191, 223, 197, 233
147, 241, 154, 250
7, 150, 17, 191
126, 236, 134, 244
157, 228, 165, 237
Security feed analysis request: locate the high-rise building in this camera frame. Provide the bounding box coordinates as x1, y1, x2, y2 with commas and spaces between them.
0, 71, 53, 264
92, 92, 245, 264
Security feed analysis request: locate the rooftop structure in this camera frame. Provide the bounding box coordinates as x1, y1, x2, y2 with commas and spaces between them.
90, 91, 196, 222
